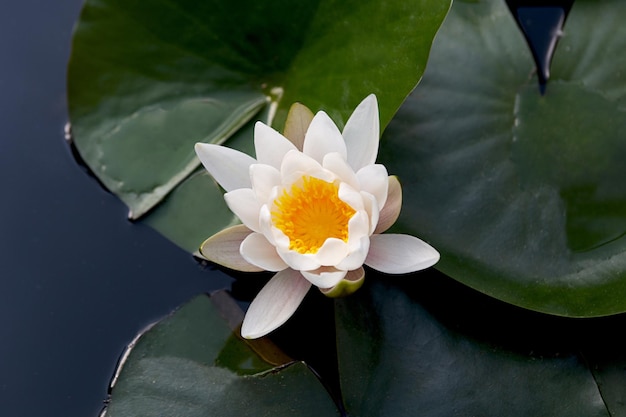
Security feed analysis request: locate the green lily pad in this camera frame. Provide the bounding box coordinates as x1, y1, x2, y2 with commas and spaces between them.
140, 106, 261, 254
336, 279, 609, 417
382, 0, 626, 316
103, 292, 339, 417
67, 0, 451, 224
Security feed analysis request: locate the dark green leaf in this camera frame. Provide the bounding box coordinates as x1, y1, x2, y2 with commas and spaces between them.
382, 0, 626, 316
336, 279, 609, 417
67, 0, 451, 224
104, 293, 339, 417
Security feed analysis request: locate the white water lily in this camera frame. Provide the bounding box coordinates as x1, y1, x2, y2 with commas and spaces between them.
195, 95, 439, 339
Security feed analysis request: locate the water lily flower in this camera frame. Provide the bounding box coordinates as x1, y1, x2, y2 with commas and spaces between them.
195, 95, 439, 339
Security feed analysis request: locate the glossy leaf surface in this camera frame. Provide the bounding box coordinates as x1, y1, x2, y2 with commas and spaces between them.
103, 293, 338, 417
382, 0, 626, 316
67, 0, 451, 224
336, 278, 610, 417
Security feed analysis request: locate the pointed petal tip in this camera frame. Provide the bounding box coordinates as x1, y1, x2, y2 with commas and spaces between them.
343, 94, 380, 170
366, 234, 440, 274
363, 93, 378, 106
240, 269, 311, 338
194, 142, 256, 191
241, 326, 266, 340
199, 225, 264, 272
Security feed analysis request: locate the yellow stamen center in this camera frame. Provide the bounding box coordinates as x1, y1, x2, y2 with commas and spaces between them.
272, 176, 355, 254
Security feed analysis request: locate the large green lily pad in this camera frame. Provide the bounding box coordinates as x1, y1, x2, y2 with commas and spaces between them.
336, 278, 610, 417
103, 292, 339, 417
382, 0, 626, 316
67, 0, 451, 227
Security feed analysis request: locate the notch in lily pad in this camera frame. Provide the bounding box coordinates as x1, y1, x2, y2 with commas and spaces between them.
506, 0, 574, 93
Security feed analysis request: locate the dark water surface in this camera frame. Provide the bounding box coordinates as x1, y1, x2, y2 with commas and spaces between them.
0, 2, 233, 416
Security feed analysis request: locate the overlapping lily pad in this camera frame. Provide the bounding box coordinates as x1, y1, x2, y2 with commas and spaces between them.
382, 0, 626, 316
105, 276, 626, 416
102, 292, 339, 417
336, 279, 610, 417
67, 0, 452, 248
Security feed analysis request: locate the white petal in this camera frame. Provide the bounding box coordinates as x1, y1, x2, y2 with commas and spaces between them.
240, 232, 288, 272
303, 111, 347, 163
314, 238, 349, 266
356, 164, 388, 209
365, 234, 440, 274
301, 267, 347, 288
269, 224, 292, 253
241, 269, 311, 339
199, 225, 263, 272
250, 164, 281, 202
195, 143, 255, 191
254, 122, 298, 168
322, 152, 359, 189
336, 235, 370, 271
342, 94, 380, 171
338, 182, 364, 212
359, 192, 379, 235
335, 211, 370, 270
280, 150, 333, 185
276, 247, 321, 271
259, 205, 277, 245
374, 176, 402, 234
347, 210, 371, 241
224, 188, 262, 233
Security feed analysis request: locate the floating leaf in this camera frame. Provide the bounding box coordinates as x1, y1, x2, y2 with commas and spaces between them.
103, 292, 339, 417
336, 279, 609, 417
67, 0, 452, 229
382, 0, 626, 316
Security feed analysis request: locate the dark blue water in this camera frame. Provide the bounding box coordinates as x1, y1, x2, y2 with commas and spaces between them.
0, 2, 233, 416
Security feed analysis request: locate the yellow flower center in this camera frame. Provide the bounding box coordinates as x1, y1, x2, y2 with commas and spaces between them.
271, 176, 356, 254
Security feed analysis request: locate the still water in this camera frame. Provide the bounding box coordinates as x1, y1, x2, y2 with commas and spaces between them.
0, 1, 233, 416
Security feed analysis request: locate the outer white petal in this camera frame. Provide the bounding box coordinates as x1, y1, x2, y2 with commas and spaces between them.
365, 234, 440, 274
356, 164, 388, 209
342, 94, 380, 171
241, 269, 311, 339
224, 188, 262, 233
301, 267, 347, 288
303, 111, 347, 163
195, 143, 256, 191
313, 238, 349, 266
199, 225, 263, 272
250, 164, 281, 202
374, 176, 402, 234
322, 152, 359, 189
240, 232, 288, 272
254, 122, 298, 168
